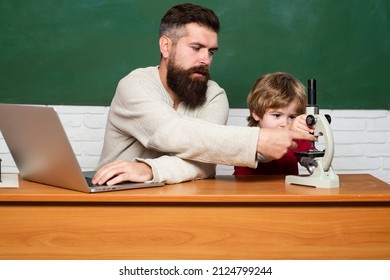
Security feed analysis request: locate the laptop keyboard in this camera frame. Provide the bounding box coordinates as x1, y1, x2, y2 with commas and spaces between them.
85, 177, 105, 187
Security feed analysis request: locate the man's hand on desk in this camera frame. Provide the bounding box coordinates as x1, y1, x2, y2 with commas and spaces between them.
257, 127, 316, 160
92, 161, 153, 186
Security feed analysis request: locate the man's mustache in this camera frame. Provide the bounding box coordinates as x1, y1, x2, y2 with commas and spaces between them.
190, 65, 210, 79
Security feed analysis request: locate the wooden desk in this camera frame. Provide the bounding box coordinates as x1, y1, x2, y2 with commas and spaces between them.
0, 174, 389, 260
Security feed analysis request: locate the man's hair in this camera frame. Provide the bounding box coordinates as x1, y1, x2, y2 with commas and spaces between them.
159, 3, 220, 43
247, 72, 307, 127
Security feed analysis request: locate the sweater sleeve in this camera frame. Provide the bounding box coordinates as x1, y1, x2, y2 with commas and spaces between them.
137, 156, 216, 184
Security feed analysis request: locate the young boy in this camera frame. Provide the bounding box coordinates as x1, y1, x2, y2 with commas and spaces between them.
234, 72, 313, 175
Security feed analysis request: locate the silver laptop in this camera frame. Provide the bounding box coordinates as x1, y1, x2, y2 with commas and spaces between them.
0, 103, 164, 193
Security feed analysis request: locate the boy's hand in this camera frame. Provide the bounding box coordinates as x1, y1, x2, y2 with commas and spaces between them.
289, 114, 314, 134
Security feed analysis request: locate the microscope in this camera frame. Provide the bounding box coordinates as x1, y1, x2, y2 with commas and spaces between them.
285, 79, 339, 188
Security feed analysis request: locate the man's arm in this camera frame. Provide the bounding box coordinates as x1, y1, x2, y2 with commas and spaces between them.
109, 76, 259, 167
93, 126, 316, 185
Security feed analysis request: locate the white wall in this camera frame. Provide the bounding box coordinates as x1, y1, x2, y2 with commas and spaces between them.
1, 106, 389, 184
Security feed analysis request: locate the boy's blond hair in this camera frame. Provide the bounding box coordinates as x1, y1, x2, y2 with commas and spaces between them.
247, 72, 307, 127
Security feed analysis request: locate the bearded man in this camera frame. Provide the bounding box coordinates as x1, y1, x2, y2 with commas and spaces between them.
93, 3, 314, 185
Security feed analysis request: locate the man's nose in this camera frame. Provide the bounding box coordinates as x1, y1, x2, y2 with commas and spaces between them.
199, 50, 211, 66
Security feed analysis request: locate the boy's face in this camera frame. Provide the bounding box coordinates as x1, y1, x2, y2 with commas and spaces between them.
254, 102, 299, 129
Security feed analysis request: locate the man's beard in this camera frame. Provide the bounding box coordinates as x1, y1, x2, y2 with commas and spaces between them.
166, 59, 210, 109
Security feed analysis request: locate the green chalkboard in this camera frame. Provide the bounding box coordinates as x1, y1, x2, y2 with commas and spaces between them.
1, 0, 389, 109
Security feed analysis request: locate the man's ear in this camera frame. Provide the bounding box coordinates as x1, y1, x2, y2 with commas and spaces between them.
159, 35, 172, 59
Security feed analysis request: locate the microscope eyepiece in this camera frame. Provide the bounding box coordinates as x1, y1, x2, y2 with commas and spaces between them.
308, 79, 316, 107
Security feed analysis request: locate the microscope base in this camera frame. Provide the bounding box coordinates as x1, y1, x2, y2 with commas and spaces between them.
285, 165, 339, 188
